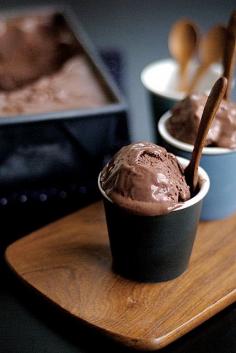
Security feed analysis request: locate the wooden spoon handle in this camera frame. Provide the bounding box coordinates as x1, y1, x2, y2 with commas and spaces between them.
178, 61, 190, 92
187, 63, 209, 94
185, 77, 227, 192
223, 11, 236, 99
228, 10, 236, 37
223, 33, 236, 99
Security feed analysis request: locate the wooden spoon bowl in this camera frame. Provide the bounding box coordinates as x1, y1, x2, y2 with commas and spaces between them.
187, 25, 226, 94
168, 19, 198, 91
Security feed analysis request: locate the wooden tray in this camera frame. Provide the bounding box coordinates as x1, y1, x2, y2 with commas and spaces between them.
5, 202, 236, 351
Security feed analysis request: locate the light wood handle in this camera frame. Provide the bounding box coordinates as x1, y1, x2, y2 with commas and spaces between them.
223, 11, 236, 100
187, 64, 209, 95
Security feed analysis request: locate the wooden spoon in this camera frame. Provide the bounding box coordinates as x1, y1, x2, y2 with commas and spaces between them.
187, 25, 226, 94
223, 11, 236, 100
227, 10, 236, 35
168, 19, 198, 91
184, 77, 227, 194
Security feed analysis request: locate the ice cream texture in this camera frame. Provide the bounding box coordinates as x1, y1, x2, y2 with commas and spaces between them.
0, 13, 109, 116
167, 94, 236, 148
100, 142, 191, 216
0, 56, 109, 115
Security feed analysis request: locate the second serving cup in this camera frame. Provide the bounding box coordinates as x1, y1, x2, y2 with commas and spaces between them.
158, 112, 236, 220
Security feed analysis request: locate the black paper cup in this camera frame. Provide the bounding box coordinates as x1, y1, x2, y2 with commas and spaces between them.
98, 157, 209, 283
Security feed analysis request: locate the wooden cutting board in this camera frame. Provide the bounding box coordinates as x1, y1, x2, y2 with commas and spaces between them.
5, 202, 236, 350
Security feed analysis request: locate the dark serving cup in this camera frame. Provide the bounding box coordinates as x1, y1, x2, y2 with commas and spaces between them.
0, 5, 129, 204
98, 157, 210, 283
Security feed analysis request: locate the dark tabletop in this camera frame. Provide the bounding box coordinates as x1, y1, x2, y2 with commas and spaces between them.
0, 1, 236, 353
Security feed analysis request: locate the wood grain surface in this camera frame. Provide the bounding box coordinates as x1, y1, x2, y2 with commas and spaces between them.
5, 202, 236, 350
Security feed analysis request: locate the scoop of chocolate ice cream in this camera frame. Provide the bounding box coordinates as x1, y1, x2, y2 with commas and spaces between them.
167, 95, 236, 148
0, 12, 110, 116
0, 55, 109, 115
0, 13, 78, 91
100, 142, 190, 216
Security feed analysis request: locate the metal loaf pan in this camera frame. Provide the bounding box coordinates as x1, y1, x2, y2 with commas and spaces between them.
0, 5, 129, 208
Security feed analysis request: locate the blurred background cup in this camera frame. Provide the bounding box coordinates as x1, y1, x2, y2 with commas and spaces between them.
98, 157, 209, 283
141, 58, 222, 142
158, 112, 236, 221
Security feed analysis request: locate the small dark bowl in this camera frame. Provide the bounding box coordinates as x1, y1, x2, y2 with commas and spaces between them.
98, 157, 209, 283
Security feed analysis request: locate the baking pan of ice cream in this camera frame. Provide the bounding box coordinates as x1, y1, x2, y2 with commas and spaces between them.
0, 5, 126, 122
0, 6, 129, 194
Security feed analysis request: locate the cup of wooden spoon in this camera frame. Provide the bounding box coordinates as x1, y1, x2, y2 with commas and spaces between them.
168, 19, 199, 91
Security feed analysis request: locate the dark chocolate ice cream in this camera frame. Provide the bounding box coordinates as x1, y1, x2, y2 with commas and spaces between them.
100, 142, 191, 216
0, 12, 110, 116
0, 13, 78, 90
167, 94, 236, 148
0, 55, 109, 115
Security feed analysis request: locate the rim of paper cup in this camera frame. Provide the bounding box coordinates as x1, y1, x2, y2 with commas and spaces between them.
141, 58, 221, 100
158, 112, 234, 155
98, 156, 210, 213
